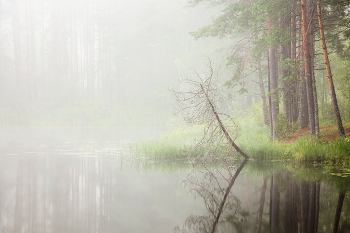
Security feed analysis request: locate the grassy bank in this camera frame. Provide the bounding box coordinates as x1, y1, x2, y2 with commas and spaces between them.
129, 103, 350, 165
129, 122, 350, 166
129, 126, 204, 160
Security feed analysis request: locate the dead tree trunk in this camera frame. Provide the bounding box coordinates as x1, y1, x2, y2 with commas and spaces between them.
200, 84, 249, 159
317, 0, 345, 137
173, 61, 249, 160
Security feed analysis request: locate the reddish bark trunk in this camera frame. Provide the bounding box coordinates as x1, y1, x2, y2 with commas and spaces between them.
317, 0, 345, 137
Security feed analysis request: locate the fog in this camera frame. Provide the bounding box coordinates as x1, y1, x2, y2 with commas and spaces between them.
0, 0, 235, 128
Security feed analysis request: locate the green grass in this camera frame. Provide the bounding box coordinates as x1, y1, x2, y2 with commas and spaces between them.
234, 124, 290, 161
130, 122, 350, 166
129, 101, 350, 165
129, 126, 204, 160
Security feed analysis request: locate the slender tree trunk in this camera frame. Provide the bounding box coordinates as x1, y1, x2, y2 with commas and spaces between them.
317, 0, 345, 136
281, 42, 291, 121
269, 47, 279, 139
268, 16, 279, 139
299, 55, 309, 128
258, 61, 269, 126
302, 0, 316, 135
281, 14, 292, 122
268, 52, 274, 139
290, 1, 299, 123
308, 1, 320, 137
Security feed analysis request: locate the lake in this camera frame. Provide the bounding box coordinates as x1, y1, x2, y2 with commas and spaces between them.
0, 128, 348, 233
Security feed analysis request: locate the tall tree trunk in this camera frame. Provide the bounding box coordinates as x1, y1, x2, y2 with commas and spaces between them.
290, 1, 299, 123
281, 43, 291, 121
268, 15, 279, 139
281, 14, 292, 122
299, 46, 309, 129
258, 60, 269, 126
308, 1, 320, 137
269, 47, 279, 139
302, 0, 316, 135
317, 0, 345, 136
268, 52, 274, 139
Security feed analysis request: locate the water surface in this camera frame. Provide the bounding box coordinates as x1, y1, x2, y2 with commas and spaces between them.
0, 128, 349, 233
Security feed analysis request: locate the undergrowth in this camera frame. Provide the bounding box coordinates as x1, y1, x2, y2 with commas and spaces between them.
130, 103, 350, 166
129, 126, 203, 160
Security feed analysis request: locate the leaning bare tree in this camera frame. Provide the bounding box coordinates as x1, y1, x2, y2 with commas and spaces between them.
172, 60, 249, 160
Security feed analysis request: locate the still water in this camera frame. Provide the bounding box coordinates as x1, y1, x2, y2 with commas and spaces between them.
0, 128, 349, 233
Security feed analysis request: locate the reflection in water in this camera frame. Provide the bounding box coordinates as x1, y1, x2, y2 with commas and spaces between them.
8, 153, 117, 233
175, 160, 248, 233
0, 143, 204, 233
1, 142, 350, 233
176, 161, 350, 233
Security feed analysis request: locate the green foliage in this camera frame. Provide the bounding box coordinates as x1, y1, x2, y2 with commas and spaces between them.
275, 113, 298, 139
129, 126, 203, 160
230, 104, 290, 160
130, 103, 350, 166
286, 136, 350, 166
235, 125, 289, 161
328, 137, 350, 164
287, 136, 329, 162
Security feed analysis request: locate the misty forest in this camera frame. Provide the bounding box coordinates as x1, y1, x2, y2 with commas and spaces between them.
0, 0, 350, 232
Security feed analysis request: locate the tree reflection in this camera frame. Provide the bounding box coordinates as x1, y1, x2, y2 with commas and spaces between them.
0, 150, 120, 233
175, 159, 248, 233
176, 163, 349, 233
0, 150, 348, 233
